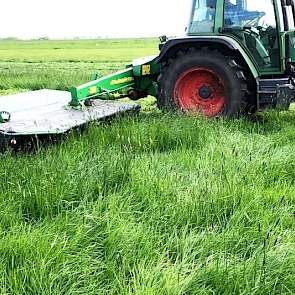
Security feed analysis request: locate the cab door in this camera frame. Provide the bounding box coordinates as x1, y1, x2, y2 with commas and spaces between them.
224, 0, 281, 75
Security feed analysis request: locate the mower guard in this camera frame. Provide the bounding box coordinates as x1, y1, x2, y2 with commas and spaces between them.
0, 89, 140, 137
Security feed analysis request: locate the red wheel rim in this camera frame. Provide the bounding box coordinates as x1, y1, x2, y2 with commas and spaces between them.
173, 67, 226, 117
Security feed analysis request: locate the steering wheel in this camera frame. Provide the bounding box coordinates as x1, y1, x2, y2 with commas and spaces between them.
257, 25, 273, 33
243, 26, 260, 38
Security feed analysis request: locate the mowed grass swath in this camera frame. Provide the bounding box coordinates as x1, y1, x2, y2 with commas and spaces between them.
0, 39, 295, 294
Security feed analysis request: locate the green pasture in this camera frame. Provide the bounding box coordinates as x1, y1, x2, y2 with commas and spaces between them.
0, 38, 295, 294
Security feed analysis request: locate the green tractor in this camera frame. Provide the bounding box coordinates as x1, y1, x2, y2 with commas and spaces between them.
155, 0, 295, 117
1, 0, 295, 143
68, 0, 295, 118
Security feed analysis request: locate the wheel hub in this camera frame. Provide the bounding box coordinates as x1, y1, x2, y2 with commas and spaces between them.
198, 86, 212, 100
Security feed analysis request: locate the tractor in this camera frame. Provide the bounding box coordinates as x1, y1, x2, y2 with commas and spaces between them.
156, 0, 295, 117
1, 0, 295, 144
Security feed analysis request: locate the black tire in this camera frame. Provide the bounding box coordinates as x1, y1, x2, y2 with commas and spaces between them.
157, 48, 251, 118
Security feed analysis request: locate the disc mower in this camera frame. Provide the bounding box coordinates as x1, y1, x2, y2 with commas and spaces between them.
1, 0, 295, 148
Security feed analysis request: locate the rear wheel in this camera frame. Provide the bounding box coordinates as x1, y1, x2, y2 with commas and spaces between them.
157, 48, 250, 118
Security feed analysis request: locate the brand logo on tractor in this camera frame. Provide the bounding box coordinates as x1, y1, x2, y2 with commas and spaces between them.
142, 65, 151, 75
110, 77, 134, 86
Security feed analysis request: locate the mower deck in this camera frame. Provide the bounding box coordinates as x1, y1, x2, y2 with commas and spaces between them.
0, 89, 140, 136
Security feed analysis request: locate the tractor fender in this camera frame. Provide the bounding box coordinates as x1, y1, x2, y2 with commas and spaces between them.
156, 36, 259, 78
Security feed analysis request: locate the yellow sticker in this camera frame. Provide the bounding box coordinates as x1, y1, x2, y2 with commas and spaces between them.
110, 77, 134, 86
142, 65, 151, 75
89, 86, 97, 95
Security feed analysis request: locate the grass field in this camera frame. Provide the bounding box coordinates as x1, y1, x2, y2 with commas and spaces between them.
1, 39, 295, 294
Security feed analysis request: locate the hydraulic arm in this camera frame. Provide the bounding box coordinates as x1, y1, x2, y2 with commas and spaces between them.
69, 56, 160, 107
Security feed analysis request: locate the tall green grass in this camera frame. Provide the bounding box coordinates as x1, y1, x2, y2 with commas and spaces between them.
0, 61, 117, 91
0, 39, 159, 62
0, 39, 158, 93
0, 39, 295, 294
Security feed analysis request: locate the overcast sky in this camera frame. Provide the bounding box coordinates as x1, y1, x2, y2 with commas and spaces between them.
0, 0, 192, 39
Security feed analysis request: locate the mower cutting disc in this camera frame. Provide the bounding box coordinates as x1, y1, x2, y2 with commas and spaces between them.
0, 89, 140, 136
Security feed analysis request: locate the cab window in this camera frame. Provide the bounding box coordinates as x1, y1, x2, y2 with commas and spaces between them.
189, 0, 216, 33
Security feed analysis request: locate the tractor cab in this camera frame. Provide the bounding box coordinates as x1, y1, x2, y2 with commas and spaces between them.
188, 0, 295, 75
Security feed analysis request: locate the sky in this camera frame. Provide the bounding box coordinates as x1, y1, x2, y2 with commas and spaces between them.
0, 0, 192, 39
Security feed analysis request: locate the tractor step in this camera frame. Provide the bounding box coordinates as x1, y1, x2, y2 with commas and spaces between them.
0, 89, 140, 137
